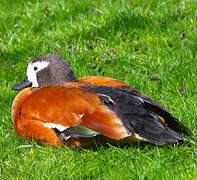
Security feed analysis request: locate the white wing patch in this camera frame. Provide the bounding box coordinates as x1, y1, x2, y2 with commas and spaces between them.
42, 123, 69, 132
137, 97, 144, 103
27, 61, 49, 87
79, 114, 84, 118
63, 136, 71, 141
97, 93, 116, 104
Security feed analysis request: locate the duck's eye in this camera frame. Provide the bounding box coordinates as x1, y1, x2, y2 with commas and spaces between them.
34, 67, 38, 71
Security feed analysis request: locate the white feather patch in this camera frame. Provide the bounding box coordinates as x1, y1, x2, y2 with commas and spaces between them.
138, 97, 144, 103
134, 133, 147, 141
97, 93, 116, 104
64, 136, 71, 140
27, 61, 49, 87
79, 114, 84, 118
42, 123, 69, 132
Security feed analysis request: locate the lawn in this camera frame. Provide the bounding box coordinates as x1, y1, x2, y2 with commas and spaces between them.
0, 0, 197, 179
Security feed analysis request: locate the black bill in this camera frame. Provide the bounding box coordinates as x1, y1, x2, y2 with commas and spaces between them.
12, 77, 32, 90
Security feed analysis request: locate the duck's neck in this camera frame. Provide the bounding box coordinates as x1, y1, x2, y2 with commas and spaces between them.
37, 68, 77, 88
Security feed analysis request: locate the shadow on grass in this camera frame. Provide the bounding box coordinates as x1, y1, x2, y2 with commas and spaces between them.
71, 135, 191, 153
13, 134, 194, 153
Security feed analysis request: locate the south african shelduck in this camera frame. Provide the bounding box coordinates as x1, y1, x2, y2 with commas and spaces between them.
12, 54, 192, 147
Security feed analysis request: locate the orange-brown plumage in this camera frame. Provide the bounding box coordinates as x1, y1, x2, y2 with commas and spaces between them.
12, 85, 130, 147
78, 76, 128, 87
12, 87, 33, 134
20, 86, 99, 126
11, 54, 192, 147
82, 105, 130, 140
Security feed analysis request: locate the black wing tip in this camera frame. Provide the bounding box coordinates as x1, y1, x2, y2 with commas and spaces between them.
152, 136, 185, 146
146, 137, 186, 146
135, 125, 189, 146
168, 116, 194, 138
142, 99, 193, 138
181, 129, 194, 138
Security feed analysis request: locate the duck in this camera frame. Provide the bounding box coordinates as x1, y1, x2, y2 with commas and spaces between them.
12, 54, 192, 147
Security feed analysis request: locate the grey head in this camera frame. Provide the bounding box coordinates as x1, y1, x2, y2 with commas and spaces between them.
12, 54, 76, 90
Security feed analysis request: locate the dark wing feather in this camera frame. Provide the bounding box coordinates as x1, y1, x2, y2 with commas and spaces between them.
118, 85, 193, 137
141, 100, 193, 137
120, 85, 166, 110
82, 85, 192, 145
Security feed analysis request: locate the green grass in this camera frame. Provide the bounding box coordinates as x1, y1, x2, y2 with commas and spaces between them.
0, 0, 197, 179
